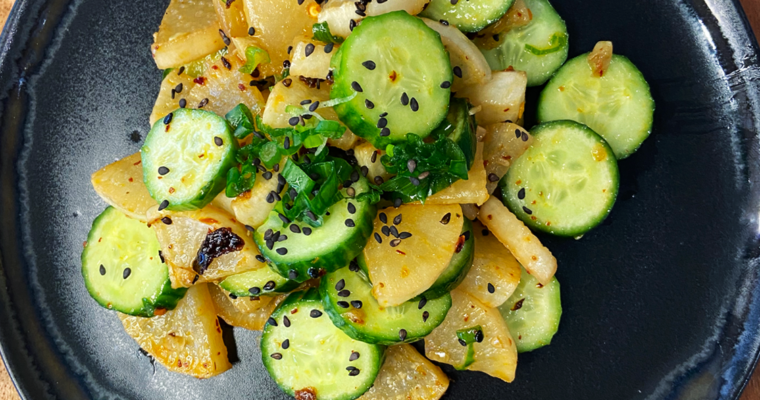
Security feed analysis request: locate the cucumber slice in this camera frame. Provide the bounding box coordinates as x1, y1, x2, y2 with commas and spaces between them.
420, 217, 474, 299
499, 267, 561, 352
421, 0, 515, 33
254, 178, 377, 283
81, 207, 186, 317
538, 53, 655, 159
261, 289, 384, 400
141, 108, 237, 211
320, 267, 452, 345
435, 97, 477, 170
219, 266, 300, 297
479, 0, 569, 87
331, 11, 452, 148
500, 121, 619, 237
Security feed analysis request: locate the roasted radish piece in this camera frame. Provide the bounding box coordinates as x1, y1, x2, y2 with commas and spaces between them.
482, 122, 533, 194
425, 289, 518, 382
422, 18, 492, 92
151, 0, 226, 69
91, 153, 157, 222
318, 0, 431, 39
456, 70, 527, 126
119, 284, 232, 379
479, 197, 557, 285
289, 37, 335, 80
473, 0, 533, 50
358, 344, 450, 400
209, 284, 287, 331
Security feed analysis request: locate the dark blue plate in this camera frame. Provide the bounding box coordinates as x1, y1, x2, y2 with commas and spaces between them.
1, 0, 760, 399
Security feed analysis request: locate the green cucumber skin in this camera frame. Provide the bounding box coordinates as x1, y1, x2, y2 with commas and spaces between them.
254, 182, 377, 283
331, 11, 452, 149
262, 289, 385, 400
537, 54, 655, 159
141, 108, 238, 212
420, 217, 474, 299
421, 0, 515, 33
219, 266, 300, 297
500, 268, 561, 353
479, 0, 569, 87
82, 207, 187, 317
501, 121, 619, 237
320, 268, 452, 345
444, 97, 478, 170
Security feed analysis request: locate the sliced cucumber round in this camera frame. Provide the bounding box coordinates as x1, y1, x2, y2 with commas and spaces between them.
420, 217, 474, 299
331, 11, 452, 148
254, 178, 377, 283
421, 0, 515, 33
538, 53, 655, 159
499, 267, 561, 352
480, 0, 569, 87
320, 266, 452, 345
141, 108, 237, 211
262, 289, 384, 400
81, 207, 186, 317
500, 121, 619, 237
219, 266, 300, 297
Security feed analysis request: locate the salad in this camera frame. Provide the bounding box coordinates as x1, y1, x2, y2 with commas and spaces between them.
83, 0, 654, 398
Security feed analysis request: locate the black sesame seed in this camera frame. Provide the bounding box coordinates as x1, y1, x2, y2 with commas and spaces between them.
351, 81, 363, 92
522, 132, 529, 142
308, 268, 319, 278
337, 301, 350, 308
440, 19, 449, 25
410, 98, 419, 112
380, 128, 390, 137
423, 311, 429, 322
381, 226, 390, 237
264, 229, 273, 240
300, 99, 312, 105
374, 232, 383, 244
453, 66, 463, 78
377, 118, 388, 129
310, 309, 323, 318
271, 353, 283, 360
440, 212, 451, 225
379, 213, 388, 224
515, 129, 522, 138
345, 219, 355, 227
350, 352, 360, 361
351, 300, 363, 309
441, 81, 451, 88
410, 176, 420, 186
288, 117, 299, 127
309, 101, 320, 112
451, 0, 459, 4
332, 280, 345, 292
349, 260, 360, 272
463, 231, 470, 241
475, 330, 484, 343
282, 339, 290, 349
401, 92, 409, 106
175, 82, 183, 93
362, 60, 376, 70
249, 287, 262, 296
418, 297, 427, 309
523, 206, 533, 215
178, 66, 185, 75
192, 274, 200, 284
394, 198, 402, 208
305, 43, 315, 57
163, 113, 173, 125
393, 214, 402, 225
390, 226, 399, 237
338, 290, 351, 297
221, 56, 231, 70
349, 368, 360, 376
390, 239, 401, 247
324, 43, 334, 53
283, 316, 291, 327
488, 283, 495, 293
266, 192, 275, 204
482, 229, 490, 236
289, 270, 298, 280
374, 175, 385, 184
283, 78, 292, 87
355, 9, 365, 16
349, 19, 356, 31
266, 239, 274, 250
255, 254, 266, 263
518, 188, 526, 200
418, 171, 430, 180
348, 203, 356, 214
399, 232, 412, 239
268, 317, 278, 326
276, 248, 288, 255
279, 213, 291, 224
161, 216, 172, 225
214, 136, 223, 146
99, 265, 106, 275
289, 224, 301, 234
361, 166, 369, 177
158, 166, 170, 176
458, 338, 467, 347
303, 227, 312, 236
159, 250, 165, 263
493, 34, 500, 41
229, 293, 238, 299
264, 281, 276, 291
364, 99, 375, 109
159, 200, 169, 211
488, 173, 500, 182
248, 27, 255, 36
399, 329, 407, 341
371, 150, 378, 163
179, 98, 187, 108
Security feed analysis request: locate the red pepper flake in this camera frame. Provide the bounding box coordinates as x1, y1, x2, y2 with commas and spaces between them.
511, 298, 525, 311
295, 388, 317, 400
395, 250, 406, 255
133, 160, 142, 166
455, 234, 466, 253
168, 187, 176, 194
291, 308, 299, 314
193, 76, 206, 85
211, 65, 219, 70
128, 177, 133, 182
238, 83, 246, 91
165, 124, 171, 132
82, 241, 88, 247
154, 308, 167, 316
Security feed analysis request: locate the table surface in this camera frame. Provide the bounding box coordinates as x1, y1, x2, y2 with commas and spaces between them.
1, 1, 760, 399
